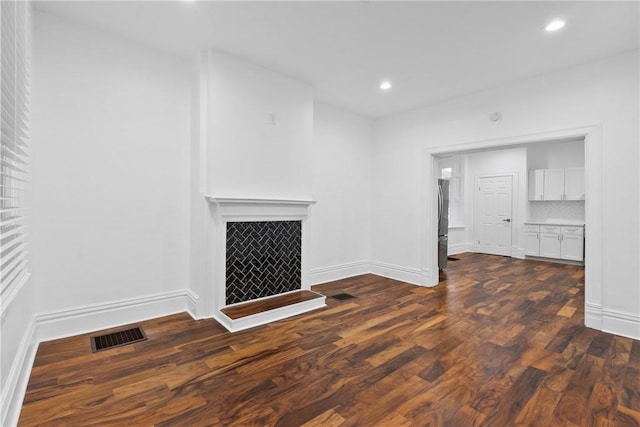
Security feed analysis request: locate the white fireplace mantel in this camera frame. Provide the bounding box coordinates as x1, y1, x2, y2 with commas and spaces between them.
206, 196, 315, 205
205, 196, 315, 220
202, 195, 319, 332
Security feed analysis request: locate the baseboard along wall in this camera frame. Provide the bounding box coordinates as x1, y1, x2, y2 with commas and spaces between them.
4, 259, 639, 426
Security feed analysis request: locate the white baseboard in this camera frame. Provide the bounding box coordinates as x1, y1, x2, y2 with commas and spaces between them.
35, 289, 199, 343
448, 242, 472, 255
585, 303, 640, 340
310, 260, 370, 285
370, 260, 423, 286
585, 303, 602, 330
1, 320, 37, 427
601, 308, 640, 340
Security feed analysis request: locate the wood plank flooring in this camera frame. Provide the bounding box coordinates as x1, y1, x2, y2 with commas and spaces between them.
18, 253, 640, 426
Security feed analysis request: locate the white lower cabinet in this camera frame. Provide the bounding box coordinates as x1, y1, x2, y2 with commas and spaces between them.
540, 228, 562, 258
524, 225, 540, 256
560, 226, 585, 261
525, 224, 584, 262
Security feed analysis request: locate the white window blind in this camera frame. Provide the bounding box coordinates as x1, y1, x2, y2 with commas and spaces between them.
1, 1, 30, 306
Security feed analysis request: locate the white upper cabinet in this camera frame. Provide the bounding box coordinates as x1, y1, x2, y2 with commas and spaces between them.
528, 170, 545, 201
543, 169, 565, 201
564, 167, 585, 200
528, 167, 584, 201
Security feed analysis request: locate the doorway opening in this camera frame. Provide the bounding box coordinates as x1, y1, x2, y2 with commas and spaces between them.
423, 126, 602, 331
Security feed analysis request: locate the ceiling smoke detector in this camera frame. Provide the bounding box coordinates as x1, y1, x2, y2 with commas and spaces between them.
490, 112, 503, 122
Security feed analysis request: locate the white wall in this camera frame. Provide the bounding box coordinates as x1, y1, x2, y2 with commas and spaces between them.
527, 138, 585, 169
31, 12, 191, 332
310, 102, 373, 283
189, 50, 315, 317
204, 50, 314, 199
372, 50, 639, 338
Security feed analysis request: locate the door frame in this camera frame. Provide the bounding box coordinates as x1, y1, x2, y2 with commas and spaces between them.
473, 173, 518, 257
421, 125, 602, 332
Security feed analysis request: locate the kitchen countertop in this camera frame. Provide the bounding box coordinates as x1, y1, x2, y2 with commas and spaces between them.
525, 220, 585, 226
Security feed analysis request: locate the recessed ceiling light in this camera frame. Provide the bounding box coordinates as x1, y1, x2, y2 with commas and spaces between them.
545, 20, 565, 32
380, 81, 392, 91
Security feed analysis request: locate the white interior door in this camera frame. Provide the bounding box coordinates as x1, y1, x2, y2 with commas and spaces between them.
477, 175, 513, 256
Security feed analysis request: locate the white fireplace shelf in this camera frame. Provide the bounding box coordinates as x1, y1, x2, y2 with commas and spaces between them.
205, 196, 315, 206
205, 196, 315, 219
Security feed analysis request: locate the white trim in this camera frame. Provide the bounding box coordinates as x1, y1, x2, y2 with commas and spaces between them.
601, 309, 640, 340
206, 196, 315, 207
310, 261, 371, 285
512, 246, 526, 259
448, 224, 465, 230
215, 294, 326, 333
1, 320, 37, 427
583, 126, 603, 327
204, 196, 315, 321
34, 289, 198, 342
197, 51, 208, 194
524, 255, 584, 266
585, 302, 603, 330
447, 242, 473, 255
370, 260, 424, 287
422, 125, 604, 331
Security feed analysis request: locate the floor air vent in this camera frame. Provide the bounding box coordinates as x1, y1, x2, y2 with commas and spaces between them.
90, 326, 147, 353
331, 293, 356, 301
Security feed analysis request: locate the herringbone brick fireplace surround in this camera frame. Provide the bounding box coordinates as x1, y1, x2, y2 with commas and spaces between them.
205, 197, 324, 332
225, 220, 302, 304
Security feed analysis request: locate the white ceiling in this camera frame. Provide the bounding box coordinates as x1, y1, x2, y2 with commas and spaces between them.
34, 1, 639, 118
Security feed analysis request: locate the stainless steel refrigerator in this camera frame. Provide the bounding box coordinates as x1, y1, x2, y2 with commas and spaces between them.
438, 179, 450, 270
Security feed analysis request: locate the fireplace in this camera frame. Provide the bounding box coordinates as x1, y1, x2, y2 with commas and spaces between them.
225, 220, 302, 305
205, 197, 324, 332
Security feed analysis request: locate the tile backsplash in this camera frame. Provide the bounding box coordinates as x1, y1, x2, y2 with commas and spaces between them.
529, 201, 585, 222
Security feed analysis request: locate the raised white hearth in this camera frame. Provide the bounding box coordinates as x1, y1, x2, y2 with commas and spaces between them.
204, 196, 324, 332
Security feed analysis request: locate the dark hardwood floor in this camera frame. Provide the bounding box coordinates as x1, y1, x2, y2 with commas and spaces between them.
19, 253, 640, 426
